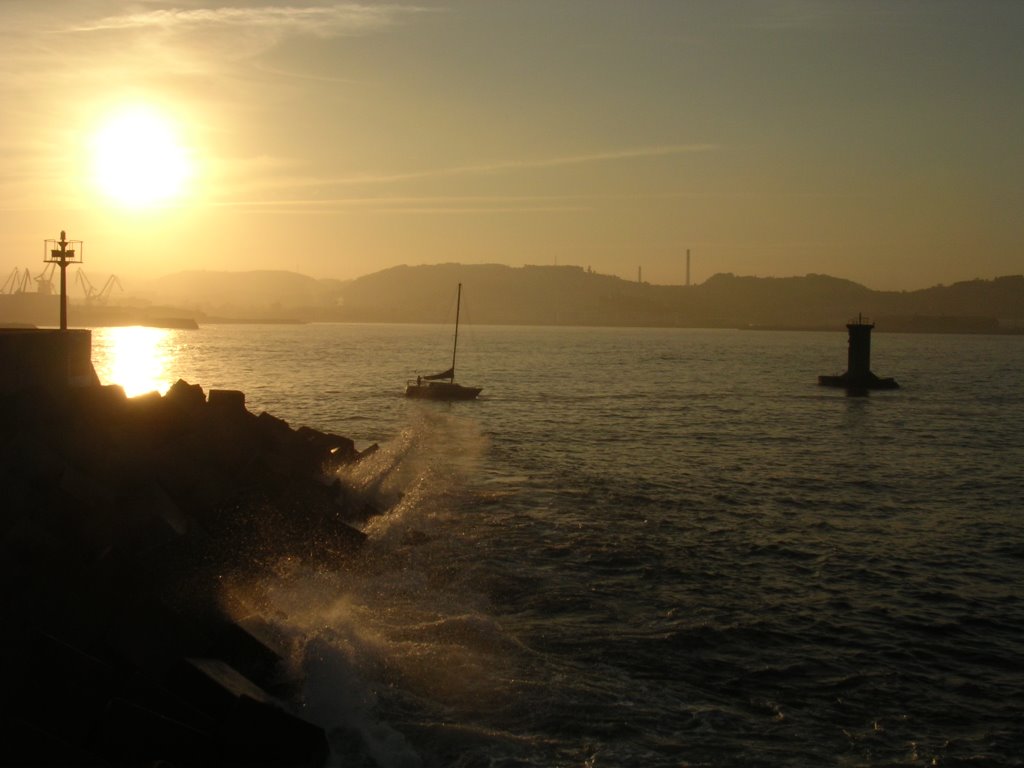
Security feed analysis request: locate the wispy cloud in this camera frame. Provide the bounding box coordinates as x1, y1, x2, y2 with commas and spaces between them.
0, 3, 425, 90
213, 197, 591, 215
65, 4, 424, 38
460, 144, 720, 173
292, 143, 720, 189
209, 143, 720, 211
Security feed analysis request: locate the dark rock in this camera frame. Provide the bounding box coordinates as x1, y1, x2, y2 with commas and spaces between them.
256, 410, 293, 442
116, 672, 218, 735
164, 377, 207, 414
0, 718, 108, 767
173, 657, 278, 721
14, 632, 116, 746
0, 377, 379, 766
2, 495, 96, 620
55, 546, 149, 649
208, 388, 247, 414
356, 442, 380, 461
65, 382, 129, 424
208, 617, 293, 695
171, 657, 329, 767
220, 693, 329, 768
0, 428, 66, 490
90, 698, 213, 766
0, 385, 61, 433
295, 425, 357, 468
0, 464, 32, 538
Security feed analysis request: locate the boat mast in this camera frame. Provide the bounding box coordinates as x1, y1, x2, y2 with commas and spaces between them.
450, 282, 461, 383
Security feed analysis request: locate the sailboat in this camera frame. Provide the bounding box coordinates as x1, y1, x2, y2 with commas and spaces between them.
405, 282, 482, 400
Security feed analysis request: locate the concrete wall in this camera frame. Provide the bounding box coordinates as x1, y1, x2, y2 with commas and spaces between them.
0, 329, 100, 394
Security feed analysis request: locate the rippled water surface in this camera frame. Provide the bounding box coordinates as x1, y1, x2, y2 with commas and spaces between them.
91, 324, 1024, 767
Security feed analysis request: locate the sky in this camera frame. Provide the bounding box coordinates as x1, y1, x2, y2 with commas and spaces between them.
0, 1, 1021, 291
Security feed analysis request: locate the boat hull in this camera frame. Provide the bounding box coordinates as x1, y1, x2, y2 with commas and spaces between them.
405, 381, 482, 400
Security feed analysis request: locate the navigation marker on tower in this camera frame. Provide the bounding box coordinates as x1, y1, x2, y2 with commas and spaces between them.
44, 230, 83, 331
818, 314, 899, 394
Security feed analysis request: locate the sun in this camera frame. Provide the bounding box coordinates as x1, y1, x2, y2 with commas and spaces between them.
91, 105, 193, 209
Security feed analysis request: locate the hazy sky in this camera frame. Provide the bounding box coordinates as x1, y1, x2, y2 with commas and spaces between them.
1, 1, 1021, 290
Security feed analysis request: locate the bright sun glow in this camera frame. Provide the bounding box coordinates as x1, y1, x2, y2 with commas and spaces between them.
94, 326, 174, 397
91, 105, 193, 209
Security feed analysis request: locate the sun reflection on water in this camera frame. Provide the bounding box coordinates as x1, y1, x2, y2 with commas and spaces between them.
92, 326, 176, 397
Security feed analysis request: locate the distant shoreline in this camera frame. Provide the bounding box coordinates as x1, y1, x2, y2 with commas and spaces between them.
741, 324, 1023, 336
5, 318, 1020, 336
4, 266, 1023, 334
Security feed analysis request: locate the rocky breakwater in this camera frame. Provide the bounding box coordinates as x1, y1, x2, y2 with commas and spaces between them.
0, 379, 377, 766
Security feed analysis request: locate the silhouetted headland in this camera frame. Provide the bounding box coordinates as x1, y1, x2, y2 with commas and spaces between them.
0, 328, 379, 766
5, 264, 1024, 331
126, 267, 1024, 331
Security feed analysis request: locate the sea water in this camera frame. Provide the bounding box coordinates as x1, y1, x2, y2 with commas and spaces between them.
90, 324, 1024, 767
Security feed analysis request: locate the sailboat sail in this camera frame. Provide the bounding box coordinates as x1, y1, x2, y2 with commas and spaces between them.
423, 367, 454, 381
405, 282, 482, 400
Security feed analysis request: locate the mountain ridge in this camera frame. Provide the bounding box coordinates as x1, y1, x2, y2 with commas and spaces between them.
103, 265, 1024, 332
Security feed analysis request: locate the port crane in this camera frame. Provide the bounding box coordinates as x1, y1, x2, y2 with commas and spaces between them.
97, 275, 124, 305
1, 267, 32, 294
34, 262, 56, 295
75, 268, 122, 306
74, 268, 94, 303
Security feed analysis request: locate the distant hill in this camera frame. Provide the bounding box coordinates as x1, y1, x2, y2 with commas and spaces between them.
124, 265, 1024, 332
331, 265, 1024, 332
133, 270, 348, 319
